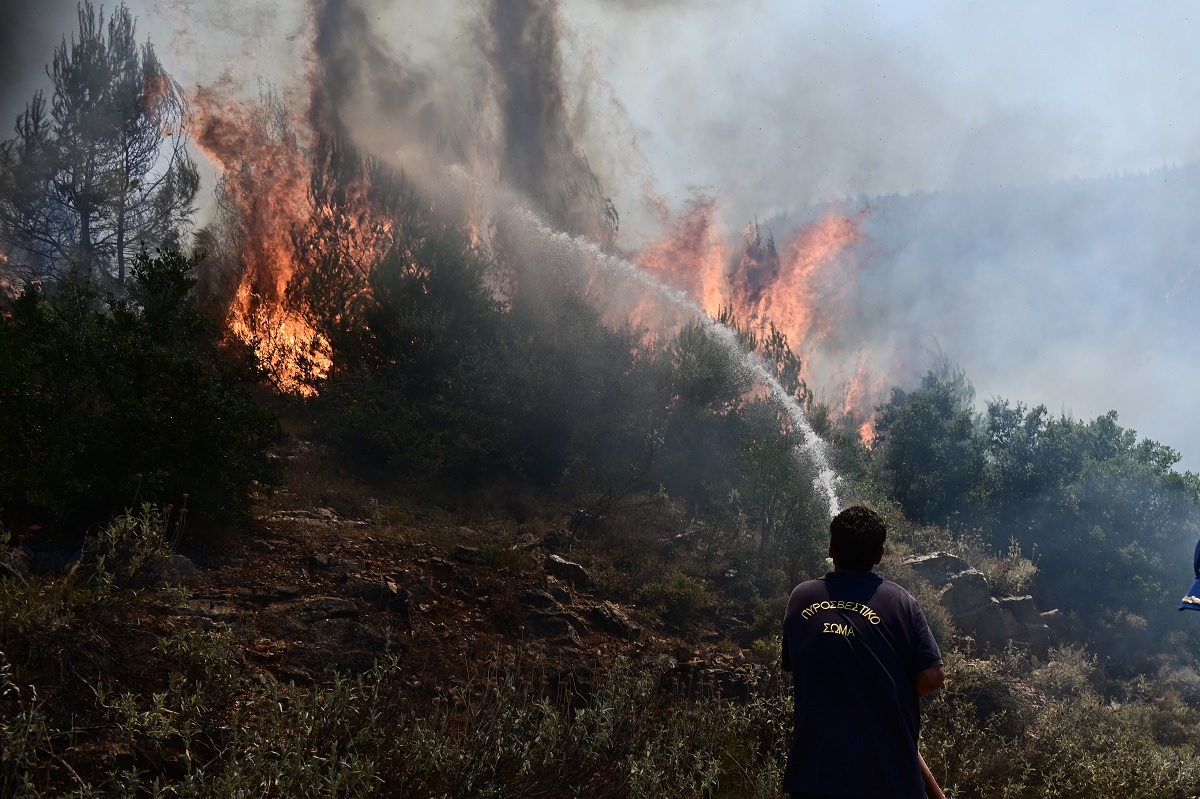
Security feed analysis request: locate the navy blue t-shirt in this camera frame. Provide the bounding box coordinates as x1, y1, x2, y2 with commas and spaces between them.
782, 572, 942, 798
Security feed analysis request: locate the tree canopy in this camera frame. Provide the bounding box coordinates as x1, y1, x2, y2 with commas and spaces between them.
0, 1, 198, 289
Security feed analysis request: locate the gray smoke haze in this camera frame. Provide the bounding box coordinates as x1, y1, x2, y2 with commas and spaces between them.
0, 0, 82, 127
6, 0, 1200, 466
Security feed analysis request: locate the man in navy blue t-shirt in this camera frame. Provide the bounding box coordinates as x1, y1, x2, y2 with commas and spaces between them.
782, 505, 945, 799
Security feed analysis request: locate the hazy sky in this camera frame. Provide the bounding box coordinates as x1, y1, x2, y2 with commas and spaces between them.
7, 1, 1195, 202
4, 0, 1200, 464
564, 0, 1200, 224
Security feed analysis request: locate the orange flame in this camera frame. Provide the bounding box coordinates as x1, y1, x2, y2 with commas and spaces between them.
633, 196, 728, 316
843, 355, 886, 445
192, 86, 322, 393
634, 199, 875, 427
738, 209, 866, 354
191, 85, 395, 394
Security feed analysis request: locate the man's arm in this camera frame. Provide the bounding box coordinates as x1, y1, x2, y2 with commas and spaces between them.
916, 664, 945, 697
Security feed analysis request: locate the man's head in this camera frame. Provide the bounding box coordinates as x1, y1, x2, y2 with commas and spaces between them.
829, 505, 886, 572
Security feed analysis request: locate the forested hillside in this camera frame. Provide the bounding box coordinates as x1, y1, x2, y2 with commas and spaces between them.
4, 4, 1200, 797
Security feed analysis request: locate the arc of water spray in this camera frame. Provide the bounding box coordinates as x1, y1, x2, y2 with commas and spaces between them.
508, 206, 844, 518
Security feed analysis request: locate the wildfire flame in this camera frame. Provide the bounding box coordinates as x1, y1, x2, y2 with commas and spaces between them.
191, 84, 395, 394
182, 3, 880, 429
631, 198, 877, 435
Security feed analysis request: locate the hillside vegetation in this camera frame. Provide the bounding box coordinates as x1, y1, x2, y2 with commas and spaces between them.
4, 219, 1200, 797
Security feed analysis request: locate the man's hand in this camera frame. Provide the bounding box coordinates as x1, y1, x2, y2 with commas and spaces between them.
916, 664, 945, 697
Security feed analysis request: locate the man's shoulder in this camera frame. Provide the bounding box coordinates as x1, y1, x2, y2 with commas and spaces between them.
787, 576, 831, 600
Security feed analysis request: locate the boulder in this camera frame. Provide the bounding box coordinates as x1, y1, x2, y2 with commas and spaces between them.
938, 569, 993, 616
521, 589, 560, 608
341, 576, 408, 613
997, 595, 1041, 625
308, 553, 343, 570
139, 554, 203, 588
521, 609, 584, 645
1024, 622, 1052, 658
545, 554, 592, 588
904, 552, 970, 587
546, 580, 572, 604
452, 545, 487, 565
953, 600, 1011, 652
586, 601, 640, 640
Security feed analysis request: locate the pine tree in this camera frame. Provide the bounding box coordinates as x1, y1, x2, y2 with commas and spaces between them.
0, 1, 198, 288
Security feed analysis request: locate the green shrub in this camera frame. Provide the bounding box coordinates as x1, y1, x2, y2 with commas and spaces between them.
923, 649, 1200, 798
0, 248, 281, 530
638, 569, 712, 633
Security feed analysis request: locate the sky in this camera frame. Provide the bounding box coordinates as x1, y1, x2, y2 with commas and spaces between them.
4, 0, 1200, 465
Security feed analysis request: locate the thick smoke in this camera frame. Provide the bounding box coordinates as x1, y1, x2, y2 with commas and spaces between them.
10, 0, 1200, 466
0, 0, 88, 127
294, 0, 615, 249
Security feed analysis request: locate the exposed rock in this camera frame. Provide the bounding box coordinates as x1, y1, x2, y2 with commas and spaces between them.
429, 557, 457, 582
586, 601, 640, 640
308, 553, 343, 570
546, 580, 572, 604
545, 554, 592, 588
997, 595, 1041, 625
452, 545, 487, 565
398, 577, 430, 608
521, 609, 584, 644
938, 569, 993, 616
292, 596, 360, 623
521, 589, 560, 608
1024, 621, 1052, 658
341, 575, 406, 610
140, 554, 204, 589
541, 530, 571, 553
905, 552, 970, 587
954, 600, 1011, 652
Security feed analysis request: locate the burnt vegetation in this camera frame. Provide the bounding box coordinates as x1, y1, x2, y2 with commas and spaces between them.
4, 4, 1200, 797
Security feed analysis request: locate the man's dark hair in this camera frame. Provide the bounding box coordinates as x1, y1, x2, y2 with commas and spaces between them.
830, 505, 887, 571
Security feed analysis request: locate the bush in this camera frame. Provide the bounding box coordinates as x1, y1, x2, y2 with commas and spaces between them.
638, 569, 713, 634
0, 248, 281, 530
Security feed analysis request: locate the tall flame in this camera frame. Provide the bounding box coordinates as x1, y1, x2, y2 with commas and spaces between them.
632, 199, 877, 433
191, 85, 395, 394
632, 196, 728, 316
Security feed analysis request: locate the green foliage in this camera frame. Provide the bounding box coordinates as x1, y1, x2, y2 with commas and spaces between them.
732, 400, 827, 560
978, 402, 1200, 634
85, 503, 181, 591
869, 357, 1200, 669
0, 248, 281, 528
0, 652, 56, 798
872, 364, 985, 527
923, 649, 1200, 798
316, 223, 512, 485
637, 569, 712, 634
